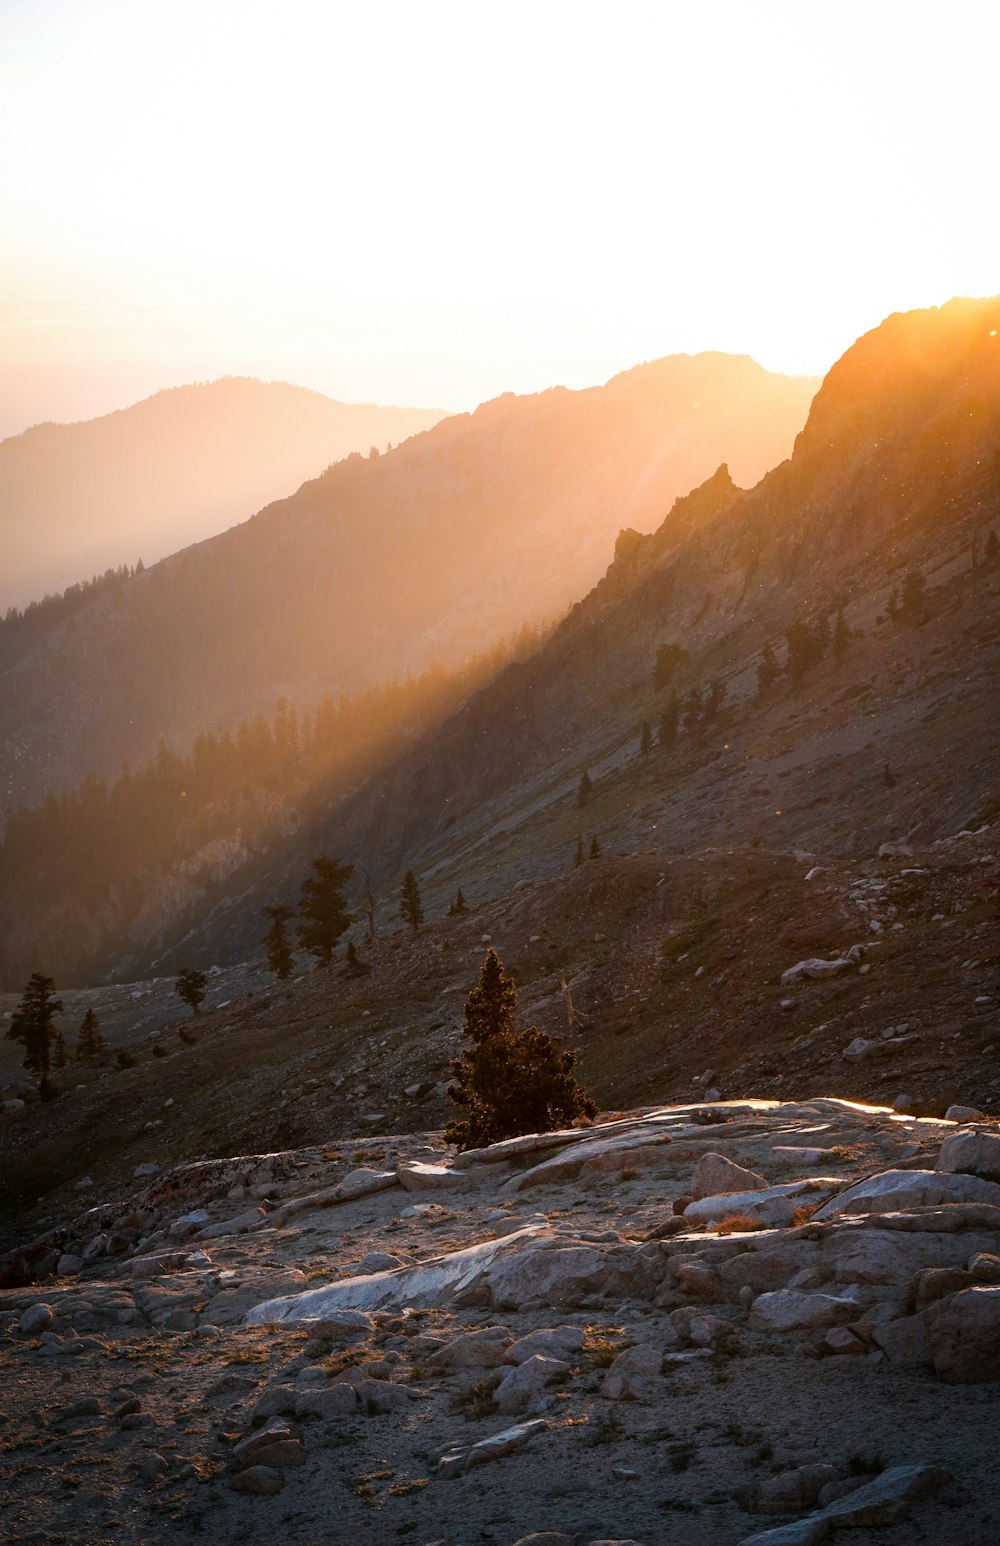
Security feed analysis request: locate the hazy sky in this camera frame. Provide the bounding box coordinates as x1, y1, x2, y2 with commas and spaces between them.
2, 0, 998, 437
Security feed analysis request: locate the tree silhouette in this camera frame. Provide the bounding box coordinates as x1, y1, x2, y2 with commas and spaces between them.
445, 948, 597, 1151
76, 1007, 106, 1059
262, 903, 296, 980
176, 968, 207, 1015
447, 887, 467, 916
577, 769, 593, 807
298, 855, 354, 965
589, 836, 601, 860
400, 870, 424, 931
7, 972, 63, 1076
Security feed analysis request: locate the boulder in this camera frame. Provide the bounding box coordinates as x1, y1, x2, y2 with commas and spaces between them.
684, 1181, 826, 1229
495, 1353, 568, 1413
196, 1207, 267, 1240
750, 1290, 858, 1333
944, 1105, 984, 1123
230, 1465, 283, 1496
871, 1314, 933, 1365
813, 1169, 1000, 1221
19, 1304, 54, 1335
926, 1285, 1000, 1382
397, 1160, 464, 1192
503, 1325, 584, 1364
690, 1152, 767, 1200
600, 1343, 663, 1400
436, 1419, 548, 1478
741, 1463, 840, 1515
937, 1128, 1000, 1182
780, 956, 854, 985
429, 1326, 514, 1369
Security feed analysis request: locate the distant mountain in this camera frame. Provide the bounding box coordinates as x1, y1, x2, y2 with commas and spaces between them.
0, 378, 446, 609
0, 353, 816, 808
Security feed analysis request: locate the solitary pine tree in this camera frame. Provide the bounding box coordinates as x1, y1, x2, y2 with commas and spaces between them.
76, 1007, 106, 1059
298, 856, 354, 965
400, 870, 424, 932
7, 972, 63, 1076
175, 968, 207, 1015
445, 948, 597, 1151
577, 769, 593, 807
53, 1027, 68, 1069
589, 835, 601, 860
262, 903, 296, 980
659, 694, 679, 747
447, 887, 467, 916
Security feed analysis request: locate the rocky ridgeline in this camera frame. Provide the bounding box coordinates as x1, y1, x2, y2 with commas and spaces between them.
3, 1098, 1000, 1544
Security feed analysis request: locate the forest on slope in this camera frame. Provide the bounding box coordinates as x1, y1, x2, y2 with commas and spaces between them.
0, 353, 816, 809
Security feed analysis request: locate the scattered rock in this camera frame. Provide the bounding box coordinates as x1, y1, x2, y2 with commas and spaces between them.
601, 1343, 662, 1400
749, 1291, 858, 1332
690, 1151, 767, 1200
19, 1304, 54, 1335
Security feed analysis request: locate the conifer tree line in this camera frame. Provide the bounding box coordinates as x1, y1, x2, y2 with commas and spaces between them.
0, 625, 544, 988
5, 974, 108, 1076
0, 562, 144, 635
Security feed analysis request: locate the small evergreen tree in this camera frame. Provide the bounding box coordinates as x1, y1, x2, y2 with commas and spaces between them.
344, 940, 371, 976
577, 769, 592, 807
175, 968, 207, 1015
833, 606, 850, 665
76, 1007, 106, 1060
682, 686, 702, 730
659, 694, 679, 746
298, 855, 354, 965
883, 763, 897, 789
400, 870, 424, 931
757, 642, 780, 699
589, 836, 601, 860
445, 948, 597, 1151
447, 887, 467, 916
7, 972, 63, 1077
53, 1027, 68, 1069
639, 720, 652, 756
785, 620, 820, 685
262, 903, 296, 980
653, 641, 688, 691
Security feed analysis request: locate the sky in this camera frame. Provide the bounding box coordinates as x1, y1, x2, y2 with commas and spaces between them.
1, 0, 998, 437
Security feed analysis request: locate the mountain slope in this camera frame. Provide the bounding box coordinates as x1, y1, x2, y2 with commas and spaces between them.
179, 297, 1000, 966
0, 377, 445, 609
0, 354, 816, 805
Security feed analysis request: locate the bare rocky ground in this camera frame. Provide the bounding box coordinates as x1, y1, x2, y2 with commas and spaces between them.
3, 1098, 1000, 1546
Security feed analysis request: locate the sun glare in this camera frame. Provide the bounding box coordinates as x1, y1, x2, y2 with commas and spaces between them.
1, 0, 998, 431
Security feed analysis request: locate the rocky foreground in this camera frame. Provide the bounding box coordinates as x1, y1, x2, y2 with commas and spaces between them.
3, 1097, 1000, 1545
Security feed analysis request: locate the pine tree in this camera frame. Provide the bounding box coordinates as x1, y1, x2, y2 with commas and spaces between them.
53, 1027, 68, 1069
577, 770, 592, 807
682, 686, 702, 730
445, 948, 597, 1150
659, 694, 679, 747
589, 836, 601, 860
7, 972, 63, 1076
833, 607, 850, 665
297, 855, 354, 965
344, 940, 371, 976
883, 763, 897, 789
76, 1007, 106, 1059
447, 887, 467, 916
639, 720, 652, 756
785, 621, 820, 684
262, 903, 296, 979
757, 642, 780, 699
176, 968, 207, 1015
400, 870, 424, 931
